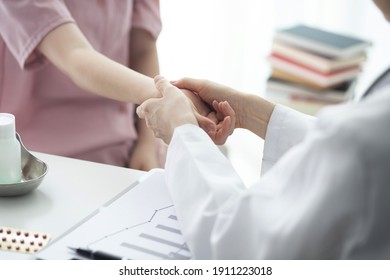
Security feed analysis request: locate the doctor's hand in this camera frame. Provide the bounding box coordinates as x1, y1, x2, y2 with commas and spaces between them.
137, 76, 235, 144
176, 79, 236, 145
173, 77, 276, 140
173, 78, 244, 129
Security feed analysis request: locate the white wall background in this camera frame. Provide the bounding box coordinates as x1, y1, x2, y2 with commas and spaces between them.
157, 0, 390, 186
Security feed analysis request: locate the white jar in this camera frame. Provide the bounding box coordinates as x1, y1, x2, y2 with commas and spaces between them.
0, 113, 22, 184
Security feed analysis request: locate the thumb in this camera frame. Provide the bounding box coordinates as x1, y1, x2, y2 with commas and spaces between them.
154, 75, 174, 97
173, 77, 203, 92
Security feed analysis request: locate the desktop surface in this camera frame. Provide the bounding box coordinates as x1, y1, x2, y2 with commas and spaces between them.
0, 152, 145, 260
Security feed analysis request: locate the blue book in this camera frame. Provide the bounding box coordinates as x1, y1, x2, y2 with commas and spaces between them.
274, 25, 371, 58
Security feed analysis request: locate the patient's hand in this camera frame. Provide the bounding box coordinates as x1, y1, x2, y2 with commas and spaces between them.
137, 76, 235, 145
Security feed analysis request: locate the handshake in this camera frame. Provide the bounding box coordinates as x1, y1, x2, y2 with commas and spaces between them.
137, 76, 239, 145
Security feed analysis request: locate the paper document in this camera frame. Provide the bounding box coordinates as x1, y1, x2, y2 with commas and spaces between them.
37, 169, 191, 260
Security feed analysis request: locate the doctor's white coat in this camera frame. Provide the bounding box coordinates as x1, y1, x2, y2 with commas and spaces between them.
165, 86, 390, 259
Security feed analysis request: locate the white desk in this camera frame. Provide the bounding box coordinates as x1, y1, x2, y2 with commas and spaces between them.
0, 152, 145, 260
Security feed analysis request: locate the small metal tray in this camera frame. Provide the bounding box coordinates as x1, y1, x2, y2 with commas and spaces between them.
0, 134, 48, 196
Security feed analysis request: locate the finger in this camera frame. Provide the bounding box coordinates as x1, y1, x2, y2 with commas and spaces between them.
214, 101, 235, 123
220, 101, 236, 119
197, 112, 232, 145
207, 111, 218, 124
212, 100, 224, 121
214, 116, 233, 144
154, 75, 164, 84
154, 75, 175, 96
196, 114, 216, 132
207, 130, 217, 142
220, 101, 236, 130
212, 100, 219, 111
136, 104, 146, 119
136, 98, 156, 119
172, 77, 204, 92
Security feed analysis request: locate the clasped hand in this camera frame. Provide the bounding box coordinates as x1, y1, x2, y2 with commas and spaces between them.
136, 76, 235, 144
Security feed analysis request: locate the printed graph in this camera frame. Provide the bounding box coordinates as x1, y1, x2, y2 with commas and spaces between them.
37, 169, 193, 260
86, 205, 191, 260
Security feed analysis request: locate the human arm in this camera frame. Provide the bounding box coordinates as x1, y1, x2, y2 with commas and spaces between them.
137, 74, 378, 259
173, 78, 276, 139
262, 104, 315, 173
166, 117, 367, 259
37, 22, 159, 104
174, 78, 316, 165
140, 74, 314, 167
0, 1, 212, 111
35, 21, 214, 169
127, 28, 160, 170
37, 23, 214, 119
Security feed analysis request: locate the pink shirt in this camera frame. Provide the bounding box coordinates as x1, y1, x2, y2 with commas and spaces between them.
0, 0, 161, 166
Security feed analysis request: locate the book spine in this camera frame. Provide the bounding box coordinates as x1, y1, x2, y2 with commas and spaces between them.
269, 55, 360, 87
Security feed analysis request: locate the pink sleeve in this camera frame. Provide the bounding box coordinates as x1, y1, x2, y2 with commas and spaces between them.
0, 0, 74, 69
132, 0, 162, 39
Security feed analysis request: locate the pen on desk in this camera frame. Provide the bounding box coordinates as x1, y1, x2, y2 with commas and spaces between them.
68, 247, 125, 260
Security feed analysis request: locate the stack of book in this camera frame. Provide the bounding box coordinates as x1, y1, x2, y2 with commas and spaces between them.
266, 25, 371, 113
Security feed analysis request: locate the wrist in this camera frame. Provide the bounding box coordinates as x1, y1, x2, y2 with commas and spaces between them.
141, 80, 161, 102
237, 94, 275, 139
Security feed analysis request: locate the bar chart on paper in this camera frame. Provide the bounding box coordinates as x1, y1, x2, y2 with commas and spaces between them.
83, 204, 191, 260
37, 169, 192, 260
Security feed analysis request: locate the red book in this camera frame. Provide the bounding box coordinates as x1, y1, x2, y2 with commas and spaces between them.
271, 41, 366, 73
268, 53, 361, 87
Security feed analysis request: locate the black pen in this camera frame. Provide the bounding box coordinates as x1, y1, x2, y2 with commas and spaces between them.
68, 247, 125, 260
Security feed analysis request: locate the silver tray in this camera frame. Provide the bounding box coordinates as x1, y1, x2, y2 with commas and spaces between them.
0, 134, 48, 196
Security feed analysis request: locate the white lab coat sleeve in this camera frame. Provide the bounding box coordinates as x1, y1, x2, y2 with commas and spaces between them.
166, 124, 247, 259
262, 104, 315, 174
166, 122, 367, 259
